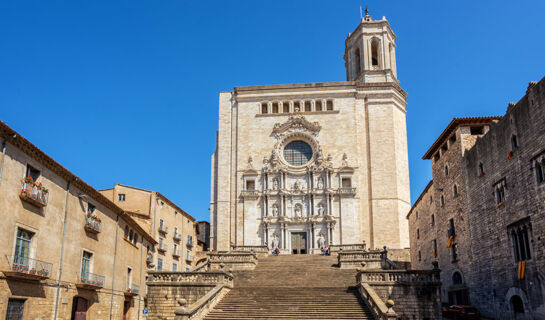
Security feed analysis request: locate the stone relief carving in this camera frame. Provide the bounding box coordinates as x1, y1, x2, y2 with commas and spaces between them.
272, 115, 321, 135
317, 177, 324, 189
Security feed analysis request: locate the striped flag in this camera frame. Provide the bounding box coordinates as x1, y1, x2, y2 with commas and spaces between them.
518, 261, 525, 280
446, 236, 454, 248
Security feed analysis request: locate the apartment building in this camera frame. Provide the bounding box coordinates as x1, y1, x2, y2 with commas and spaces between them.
100, 184, 198, 272
0, 121, 156, 320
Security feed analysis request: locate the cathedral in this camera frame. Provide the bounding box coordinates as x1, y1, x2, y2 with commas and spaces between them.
210, 12, 410, 253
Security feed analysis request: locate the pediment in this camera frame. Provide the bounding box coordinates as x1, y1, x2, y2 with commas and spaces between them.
272, 116, 321, 134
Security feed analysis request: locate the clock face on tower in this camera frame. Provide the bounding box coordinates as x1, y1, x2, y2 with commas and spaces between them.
283, 141, 313, 167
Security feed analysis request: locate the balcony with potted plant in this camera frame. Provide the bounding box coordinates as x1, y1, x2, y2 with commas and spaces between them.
19, 176, 49, 207
84, 212, 102, 233
125, 284, 140, 296
77, 272, 105, 290
3, 255, 53, 281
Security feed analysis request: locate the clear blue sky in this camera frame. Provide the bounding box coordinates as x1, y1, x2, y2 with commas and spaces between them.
1, 1, 544, 222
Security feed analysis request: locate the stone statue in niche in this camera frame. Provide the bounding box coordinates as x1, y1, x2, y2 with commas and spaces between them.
317, 233, 326, 249
294, 204, 302, 217
262, 157, 269, 170
317, 177, 324, 189
247, 156, 254, 170
272, 204, 279, 217
293, 180, 301, 191
271, 233, 279, 249
317, 203, 325, 216
342, 153, 349, 167
272, 178, 279, 190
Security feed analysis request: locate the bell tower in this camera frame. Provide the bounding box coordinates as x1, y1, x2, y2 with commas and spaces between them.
344, 9, 398, 83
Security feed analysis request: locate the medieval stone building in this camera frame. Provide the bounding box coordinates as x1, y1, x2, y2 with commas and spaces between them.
409, 77, 545, 319
210, 12, 411, 253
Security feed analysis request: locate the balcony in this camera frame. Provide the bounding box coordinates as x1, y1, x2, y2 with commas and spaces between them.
77, 272, 105, 290
157, 243, 166, 253
158, 224, 168, 234
186, 236, 194, 247
337, 187, 356, 195
172, 249, 180, 257
186, 255, 193, 262
125, 284, 140, 296
173, 232, 182, 241
84, 214, 102, 233
3, 255, 52, 281
19, 179, 49, 207
240, 190, 260, 199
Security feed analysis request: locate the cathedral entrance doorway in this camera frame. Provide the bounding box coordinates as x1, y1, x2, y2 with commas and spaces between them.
291, 232, 307, 254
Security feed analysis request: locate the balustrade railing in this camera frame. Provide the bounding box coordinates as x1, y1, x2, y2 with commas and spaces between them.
147, 271, 233, 286
173, 232, 183, 241
79, 272, 105, 288
230, 245, 268, 253
20, 179, 48, 207
240, 190, 260, 198
158, 224, 168, 234
337, 187, 356, 195
330, 243, 366, 253
358, 270, 440, 284
5, 255, 52, 279
84, 215, 101, 233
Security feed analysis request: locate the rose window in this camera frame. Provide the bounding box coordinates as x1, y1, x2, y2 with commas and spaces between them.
283, 141, 313, 166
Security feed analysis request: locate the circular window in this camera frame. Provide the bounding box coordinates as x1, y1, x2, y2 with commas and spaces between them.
283, 141, 313, 166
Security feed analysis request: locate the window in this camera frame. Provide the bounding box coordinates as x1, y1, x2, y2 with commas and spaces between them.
432, 239, 438, 258
449, 134, 456, 144
452, 272, 463, 285
341, 178, 352, 188
246, 180, 255, 190
326, 100, 333, 111
434, 152, 440, 162
159, 219, 164, 228
449, 219, 456, 237
470, 126, 484, 135
510, 224, 532, 262
441, 144, 448, 153
284, 101, 291, 112
173, 243, 178, 254
172, 263, 177, 272
133, 234, 138, 245
418, 251, 421, 261
124, 226, 129, 238
536, 161, 544, 184
430, 196, 433, 204
293, 101, 300, 112
283, 141, 313, 166
451, 243, 458, 262
160, 201, 164, 208
280, 102, 287, 113
431, 214, 435, 226
272, 103, 279, 113
14, 228, 33, 265
129, 230, 134, 242
81, 251, 92, 278
87, 203, 95, 214
261, 103, 268, 114
416, 229, 420, 239
315, 100, 323, 111
127, 267, 132, 290
511, 135, 518, 150
440, 195, 445, 207
304, 101, 311, 112
371, 39, 379, 66
453, 185, 458, 197
25, 164, 40, 181
494, 180, 506, 205
445, 165, 449, 176
186, 266, 190, 271
118, 194, 126, 201
157, 258, 163, 271
478, 163, 484, 176
415, 211, 418, 219
6, 299, 25, 320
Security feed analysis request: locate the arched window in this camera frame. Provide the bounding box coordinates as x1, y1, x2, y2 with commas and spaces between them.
124, 226, 129, 237
129, 230, 134, 242
371, 39, 380, 67
353, 47, 361, 76
440, 195, 445, 207
272, 103, 279, 114
511, 135, 518, 150
133, 234, 138, 244
452, 272, 463, 285
261, 102, 268, 114
453, 185, 458, 197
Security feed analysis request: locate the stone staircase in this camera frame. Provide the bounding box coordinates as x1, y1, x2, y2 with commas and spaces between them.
204, 255, 375, 319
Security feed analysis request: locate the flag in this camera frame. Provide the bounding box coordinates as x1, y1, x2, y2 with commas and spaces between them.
433, 248, 437, 258
446, 236, 454, 248
518, 260, 525, 280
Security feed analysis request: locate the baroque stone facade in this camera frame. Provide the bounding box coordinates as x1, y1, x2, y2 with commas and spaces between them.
409, 77, 545, 319
210, 13, 410, 253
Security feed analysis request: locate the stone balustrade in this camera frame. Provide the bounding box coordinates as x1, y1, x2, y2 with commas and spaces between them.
338, 249, 385, 269
147, 269, 234, 320
329, 243, 366, 254
230, 245, 268, 253
208, 252, 258, 271
356, 265, 442, 320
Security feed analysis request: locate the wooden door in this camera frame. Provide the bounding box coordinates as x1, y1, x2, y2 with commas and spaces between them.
73, 297, 88, 320
291, 233, 307, 254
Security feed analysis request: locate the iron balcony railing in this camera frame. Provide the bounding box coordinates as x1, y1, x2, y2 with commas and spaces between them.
158, 224, 168, 234
173, 232, 182, 241
186, 254, 193, 262
157, 243, 166, 252
80, 272, 105, 288
20, 180, 49, 207
84, 215, 101, 233
6, 255, 53, 279
126, 284, 140, 295
172, 249, 180, 257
